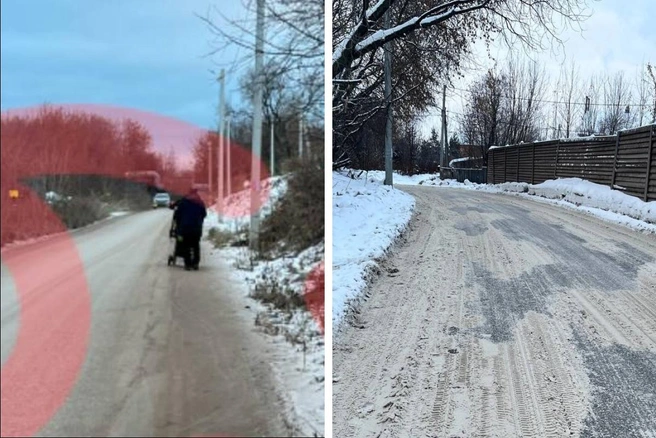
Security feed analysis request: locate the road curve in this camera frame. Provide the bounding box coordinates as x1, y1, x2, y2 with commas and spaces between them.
1, 210, 289, 437
333, 186, 656, 438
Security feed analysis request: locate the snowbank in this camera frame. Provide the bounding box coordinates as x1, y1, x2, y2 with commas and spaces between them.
217, 245, 325, 437
203, 176, 324, 436
333, 171, 416, 327
346, 169, 440, 186
527, 178, 655, 224
482, 178, 656, 226
205, 176, 288, 233
419, 177, 656, 233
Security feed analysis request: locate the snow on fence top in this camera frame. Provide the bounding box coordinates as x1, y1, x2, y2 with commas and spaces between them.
488, 135, 617, 150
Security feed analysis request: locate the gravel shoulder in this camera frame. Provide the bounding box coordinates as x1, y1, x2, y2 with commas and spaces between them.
333, 186, 656, 438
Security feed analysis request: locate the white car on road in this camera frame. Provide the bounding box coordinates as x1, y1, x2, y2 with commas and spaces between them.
152, 192, 171, 208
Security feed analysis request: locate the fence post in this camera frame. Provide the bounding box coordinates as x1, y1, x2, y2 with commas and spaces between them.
611, 131, 621, 188
490, 150, 494, 183
517, 146, 521, 182
531, 143, 535, 184
645, 126, 654, 202
554, 140, 561, 179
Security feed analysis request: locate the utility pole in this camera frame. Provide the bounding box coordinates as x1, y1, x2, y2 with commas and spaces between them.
217, 69, 226, 214
209, 129, 213, 197
383, 9, 393, 186
270, 119, 275, 176
552, 89, 558, 139
227, 114, 232, 196
298, 114, 304, 158
250, 0, 264, 252
440, 85, 447, 178
304, 117, 311, 158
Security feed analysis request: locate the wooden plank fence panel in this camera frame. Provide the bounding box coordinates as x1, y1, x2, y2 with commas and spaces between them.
506, 147, 519, 182
485, 124, 655, 201
646, 126, 655, 201
519, 145, 533, 182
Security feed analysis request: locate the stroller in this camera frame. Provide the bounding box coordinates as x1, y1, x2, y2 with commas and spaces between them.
167, 218, 186, 266
166, 197, 201, 269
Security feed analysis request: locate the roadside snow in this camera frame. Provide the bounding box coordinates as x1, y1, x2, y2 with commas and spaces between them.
333, 170, 416, 327
203, 179, 324, 437
525, 178, 655, 223
347, 169, 441, 186
214, 244, 325, 437
417, 176, 656, 233
205, 176, 287, 233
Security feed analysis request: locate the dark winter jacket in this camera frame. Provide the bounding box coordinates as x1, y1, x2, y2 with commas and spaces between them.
173, 193, 207, 235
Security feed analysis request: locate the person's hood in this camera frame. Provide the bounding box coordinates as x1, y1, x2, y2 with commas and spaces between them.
186, 192, 204, 205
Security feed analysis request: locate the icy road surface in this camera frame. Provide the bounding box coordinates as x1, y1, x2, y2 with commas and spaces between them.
1, 209, 289, 437
333, 186, 656, 438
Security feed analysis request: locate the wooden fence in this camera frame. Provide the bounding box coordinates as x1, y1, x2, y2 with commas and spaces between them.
487, 124, 656, 202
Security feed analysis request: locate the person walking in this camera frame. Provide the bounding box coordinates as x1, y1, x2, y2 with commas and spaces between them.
172, 188, 207, 270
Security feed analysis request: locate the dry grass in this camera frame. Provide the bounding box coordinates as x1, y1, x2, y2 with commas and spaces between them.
250, 278, 306, 313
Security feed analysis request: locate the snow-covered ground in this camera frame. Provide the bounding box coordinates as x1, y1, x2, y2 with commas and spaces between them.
347, 169, 441, 186
333, 170, 415, 327
204, 179, 324, 437
205, 176, 287, 234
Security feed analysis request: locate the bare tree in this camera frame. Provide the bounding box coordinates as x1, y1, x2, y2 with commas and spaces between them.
240, 58, 323, 165
460, 69, 505, 165
557, 61, 581, 138
634, 65, 649, 127
501, 58, 548, 144
647, 63, 656, 124
395, 120, 421, 175
202, 0, 323, 72
201, 0, 324, 133
335, 0, 590, 77
333, 0, 593, 168
598, 72, 634, 134
460, 59, 547, 164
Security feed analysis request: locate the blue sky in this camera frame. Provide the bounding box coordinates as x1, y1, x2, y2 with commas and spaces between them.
1, 0, 251, 130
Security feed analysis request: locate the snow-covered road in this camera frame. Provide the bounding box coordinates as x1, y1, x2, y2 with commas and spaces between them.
1, 210, 290, 437
333, 186, 656, 437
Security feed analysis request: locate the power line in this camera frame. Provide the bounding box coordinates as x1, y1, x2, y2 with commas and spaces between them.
447, 85, 652, 109
443, 108, 558, 134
